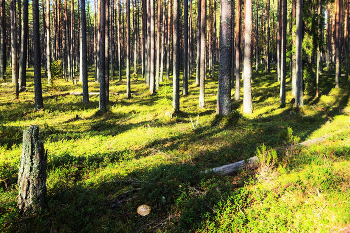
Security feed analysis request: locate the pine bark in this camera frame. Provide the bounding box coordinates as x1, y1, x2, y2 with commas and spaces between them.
234, 0, 242, 101
280, 0, 287, 104
266, 0, 270, 73
46, 0, 52, 85
217, 0, 232, 115
199, 0, 206, 109
183, 0, 189, 95
255, 0, 259, 74
156, 0, 161, 90
0, 0, 4, 81
150, 0, 155, 94
19, 0, 28, 88
126, 0, 131, 98
166, 0, 172, 80
160, 0, 166, 82
195, 0, 201, 86
316, 0, 322, 97
33, 0, 44, 111
18, 126, 47, 215
118, 0, 122, 81
243, 0, 253, 114
295, 0, 303, 107
10, 0, 19, 99
335, 0, 342, 88
173, 0, 180, 112
81, 0, 89, 103
104, 0, 109, 101
99, 0, 106, 111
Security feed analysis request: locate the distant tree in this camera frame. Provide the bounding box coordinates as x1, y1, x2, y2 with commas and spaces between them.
316, 0, 322, 97
166, 0, 172, 80
150, 0, 155, 94
280, 0, 286, 104
156, 0, 161, 90
265, 0, 270, 73
33, 0, 43, 110
81, 0, 89, 104
0, 0, 4, 81
243, 0, 253, 114
126, 0, 131, 98
183, 0, 188, 95
46, 0, 52, 85
10, 0, 19, 98
217, 0, 232, 115
335, 0, 342, 88
196, 0, 201, 86
173, 0, 180, 112
295, 0, 303, 107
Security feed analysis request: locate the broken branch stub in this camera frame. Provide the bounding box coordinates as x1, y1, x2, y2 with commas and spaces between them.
17, 125, 48, 215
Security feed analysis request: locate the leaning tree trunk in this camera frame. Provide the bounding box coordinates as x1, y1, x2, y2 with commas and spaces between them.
18, 125, 47, 215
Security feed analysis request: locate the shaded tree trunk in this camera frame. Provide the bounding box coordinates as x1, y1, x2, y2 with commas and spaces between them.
160, 0, 166, 82
81, 0, 89, 103
280, 0, 287, 104
46, 0, 52, 85
316, 0, 322, 97
217, 0, 232, 115
126, 0, 131, 98
19, 0, 28, 88
18, 126, 47, 215
0, 0, 4, 81
183, 0, 188, 95
156, 0, 161, 90
99, 0, 106, 111
195, 0, 201, 86
266, 0, 270, 73
118, 0, 122, 81
150, 0, 155, 94
10, 0, 19, 99
166, 0, 172, 80
33, 0, 43, 110
335, 0, 342, 88
243, 0, 253, 114
256, 0, 259, 74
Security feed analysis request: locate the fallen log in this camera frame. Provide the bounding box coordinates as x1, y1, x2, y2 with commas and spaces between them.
205, 135, 330, 176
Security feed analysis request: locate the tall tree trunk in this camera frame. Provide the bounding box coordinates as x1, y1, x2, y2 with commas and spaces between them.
104, 0, 109, 101
118, 0, 121, 81
280, 0, 287, 104
166, 0, 172, 80
10, 0, 19, 98
335, 0, 342, 88
173, 0, 180, 112
81, 0, 89, 103
277, 0, 281, 81
133, 0, 137, 78
256, 0, 259, 74
33, 0, 43, 110
71, 0, 75, 81
19, 0, 28, 88
217, 0, 232, 115
160, 0, 165, 82
156, 0, 161, 90
266, 0, 270, 73
195, 0, 201, 86
183, 0, 188, 95
46, 0, 52, 85
199, 0, 206, 109
243, 0, 253, 113
295, 0, 303, 107
234, 0, 242, 101
149, 0, 155, 94
327, 3, 331, 75
292, 0, 297, 95
99, 0, 106, 111
316, 0, 322, 97
126, 0, 131, 98
0, 0, 4, 81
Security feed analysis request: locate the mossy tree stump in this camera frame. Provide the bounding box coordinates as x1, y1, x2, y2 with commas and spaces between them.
17, 125, 47, 214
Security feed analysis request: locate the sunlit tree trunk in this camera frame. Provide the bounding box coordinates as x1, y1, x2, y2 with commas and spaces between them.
150, 0, 155, 94
266, 0, 270, 73
104, 0, 109, 101
292, 0, 296, 95
326, 3, 331, 75
160, 0, 166, 82
199, 0, 206, 109
46, 0, 52, 85
243, 0, 253, 113
234, 0, 241, 100
335, 0, 342, 88
71, 0, 75, 81
255, 0, 259, 74
173, 0, 180, 112
33, 0, 43, 110
156, 0, 161, 90
277, 0, 281, 81
10, 0, 19, 98
316, 0, 322, 97
166, 0, 172, 80
295, 0, 303, 107
118, 0, 121, 81
217, 0, 232, 115
126, 0, 131, 98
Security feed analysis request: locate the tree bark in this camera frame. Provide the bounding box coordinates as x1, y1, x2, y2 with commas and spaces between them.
0, 0, 4, 81
18, 126, 47, 215
10, 0, 19, 98
195, 0, 201, 86
199, 0, 206, 109
183, 0, 188, 95
150, 0, 155, 94
118, 0, 122, 81
266, 0, 270, 73
173, 0, 180, 112
335, 0, 342, 88
166, 0, 172, 80
33, 0, 43, 110
99, 0, 106, 111
280, 0, 287, 105
19, 0, 28, 88
126, 0, 131, 98
156, 0, 161, 90
160, 0, 166, 82
234, 0, 242, 101
316, 0, 322, 97
243, 0, 253, 114
46, 0, 52, 85
295, 0, 303, 107
256, 0, 259, 74
217, 0, 232, 115
81, 0, 89, 103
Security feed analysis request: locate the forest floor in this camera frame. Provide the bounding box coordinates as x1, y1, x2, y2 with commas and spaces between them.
0, 64, 350, 232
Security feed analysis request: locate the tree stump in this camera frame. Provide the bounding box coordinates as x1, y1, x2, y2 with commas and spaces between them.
17, 125, 47, 214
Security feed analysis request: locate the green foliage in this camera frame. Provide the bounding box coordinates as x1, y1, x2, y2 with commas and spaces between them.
278, 126, 300, 145
50, 60, 62, 82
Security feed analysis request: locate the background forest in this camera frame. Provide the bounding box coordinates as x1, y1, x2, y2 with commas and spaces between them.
0, 0, 350, 232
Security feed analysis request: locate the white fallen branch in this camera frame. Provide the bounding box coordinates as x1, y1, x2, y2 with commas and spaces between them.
204, 157, 259, 176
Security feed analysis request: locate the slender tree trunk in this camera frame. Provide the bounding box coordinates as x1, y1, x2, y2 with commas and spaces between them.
173, 0, 180, 112
292, 0, 297, 95
166, 0, 172, 80
316, 0, 322, 97
19, 0, 28, 88
99, 0, 106, 111
126, 0, 131, 98
183, 0, 188, 95
0, 0, 4, 81
335, 0, 342, 88
295, 0, 303, 107
33, 0, 43, 110
104, 0, 109, 101
196, 0, 201, 86
199, 0, 206, 109
149, 0, 155, 94
10, 0, 19, 98
46, 0, 52, 85
81, 0, 89, 103
277, 0, 281, 81
256, 0, 259, 74
217, 0, 232, 115
160, 0, 165, 82
234, 0, 242, 100
327, 3, 331, 75
243, 0, 253, 113
280, 0, 287, 104
118, 0, 121, 81
133, 0, 138, 78
266, 0, 270, 73
156, 0, 161, 90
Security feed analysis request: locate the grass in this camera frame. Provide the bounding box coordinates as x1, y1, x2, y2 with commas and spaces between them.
0, 64, 350, 232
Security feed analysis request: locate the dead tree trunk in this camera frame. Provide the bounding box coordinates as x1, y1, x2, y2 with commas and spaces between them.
18, 125, 47, 215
